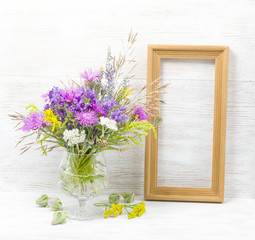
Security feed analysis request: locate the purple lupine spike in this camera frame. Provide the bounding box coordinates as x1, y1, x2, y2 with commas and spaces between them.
104, 48, 115, 99
123, 77, 129, 89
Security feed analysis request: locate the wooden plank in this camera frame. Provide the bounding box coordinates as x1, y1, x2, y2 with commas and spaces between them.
0, 76, 255, 198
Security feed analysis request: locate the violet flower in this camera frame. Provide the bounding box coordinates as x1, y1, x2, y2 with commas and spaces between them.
80, 69, 101, 82
111, 108, 128, 123
21, 112, 49, 132
133, 107, 149, 121
76, 110, 99, 126
47, 87, 64, 106
62, 87, 81, 103
103, 99, 119, 112
92, 104, 107, 117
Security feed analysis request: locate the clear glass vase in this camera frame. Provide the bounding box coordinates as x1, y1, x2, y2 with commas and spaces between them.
58, 151, 108, 220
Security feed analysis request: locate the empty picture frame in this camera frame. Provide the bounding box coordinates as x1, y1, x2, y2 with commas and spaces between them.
144, 45, 229, 203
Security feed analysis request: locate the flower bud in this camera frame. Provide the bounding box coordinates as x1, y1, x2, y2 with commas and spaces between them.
121, 192, 135, 203
154, 116, 162, 124
51, 211, 68, 225
36, 194, 49, 207
48, 198, 62, 211
109, 193, 120, 204
98, 139, 108, 148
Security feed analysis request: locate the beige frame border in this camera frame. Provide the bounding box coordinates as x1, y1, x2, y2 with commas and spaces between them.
145, 45, 229, 203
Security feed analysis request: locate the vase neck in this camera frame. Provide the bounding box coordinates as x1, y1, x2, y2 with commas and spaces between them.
78, 199, 88, 208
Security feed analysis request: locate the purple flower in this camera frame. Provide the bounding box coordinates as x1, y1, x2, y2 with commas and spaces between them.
76, 110, 99, 126
47, 87, 64, 106
84, 88, 97, 103
80, 69, 101, 82
73, 95, 90, 112
62, 87, 81, 103
133, 107, 150, 121
21, 112, 48, 132
123, 77, 129, 89
111, 108, 128, 123
92, 104, 107, 117
104, 48, 115, 99
103, 99, 119, 112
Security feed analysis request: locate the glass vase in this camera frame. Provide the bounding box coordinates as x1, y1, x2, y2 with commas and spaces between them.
58, 151, 108, 220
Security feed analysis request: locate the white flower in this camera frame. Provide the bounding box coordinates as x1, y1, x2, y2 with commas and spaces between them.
63, 129, 86, 146
99, 117, 118, 131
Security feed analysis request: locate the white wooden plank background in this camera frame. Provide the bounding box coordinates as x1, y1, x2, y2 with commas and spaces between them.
0, 0, 255, 198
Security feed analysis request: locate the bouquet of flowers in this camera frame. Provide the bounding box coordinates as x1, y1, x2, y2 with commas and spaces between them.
10, 32, 167, 159
9, 32, 167, 219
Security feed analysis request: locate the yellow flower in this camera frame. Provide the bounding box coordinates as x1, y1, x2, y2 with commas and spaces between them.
130, 211, 137, 218
124, 87, 133, 99
115, 203, 124, 214
104, 215, 108, 219
133, 202, 146, 217
111, 204, 117, 212
113, 211, 118, 218
43, 108, 61, 132
128, 214, 132, 219
105, 210, 111, 215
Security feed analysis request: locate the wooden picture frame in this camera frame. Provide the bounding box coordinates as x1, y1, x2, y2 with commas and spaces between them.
144, 45, 229, 203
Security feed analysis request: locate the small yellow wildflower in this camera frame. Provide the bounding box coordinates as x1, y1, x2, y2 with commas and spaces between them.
130, 211, 137, 218
124, 87, 133, 99
105, 210, 111, 215
109, 209, 113, 215
43, 108, 61, 132
113, 212, 118, 218
111, 204, 117, 212
128, 214, 132, 219
133, 202, 146, 217
104, 215, 108, 219
116, 204, 124, 214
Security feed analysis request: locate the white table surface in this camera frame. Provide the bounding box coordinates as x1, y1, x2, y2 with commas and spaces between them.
1, 192, 254, 240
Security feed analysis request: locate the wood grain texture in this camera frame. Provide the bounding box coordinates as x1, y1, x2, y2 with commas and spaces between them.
145, 45, 229, 202
0, 0, 255, 198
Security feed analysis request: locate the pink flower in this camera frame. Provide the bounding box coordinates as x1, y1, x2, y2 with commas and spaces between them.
133, 107, 149, 121
80, 69, 101, 82
92, 104, 107, 117
76, 110, 99, 126
21, 112, 49, 132
62, 87, 81, 103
